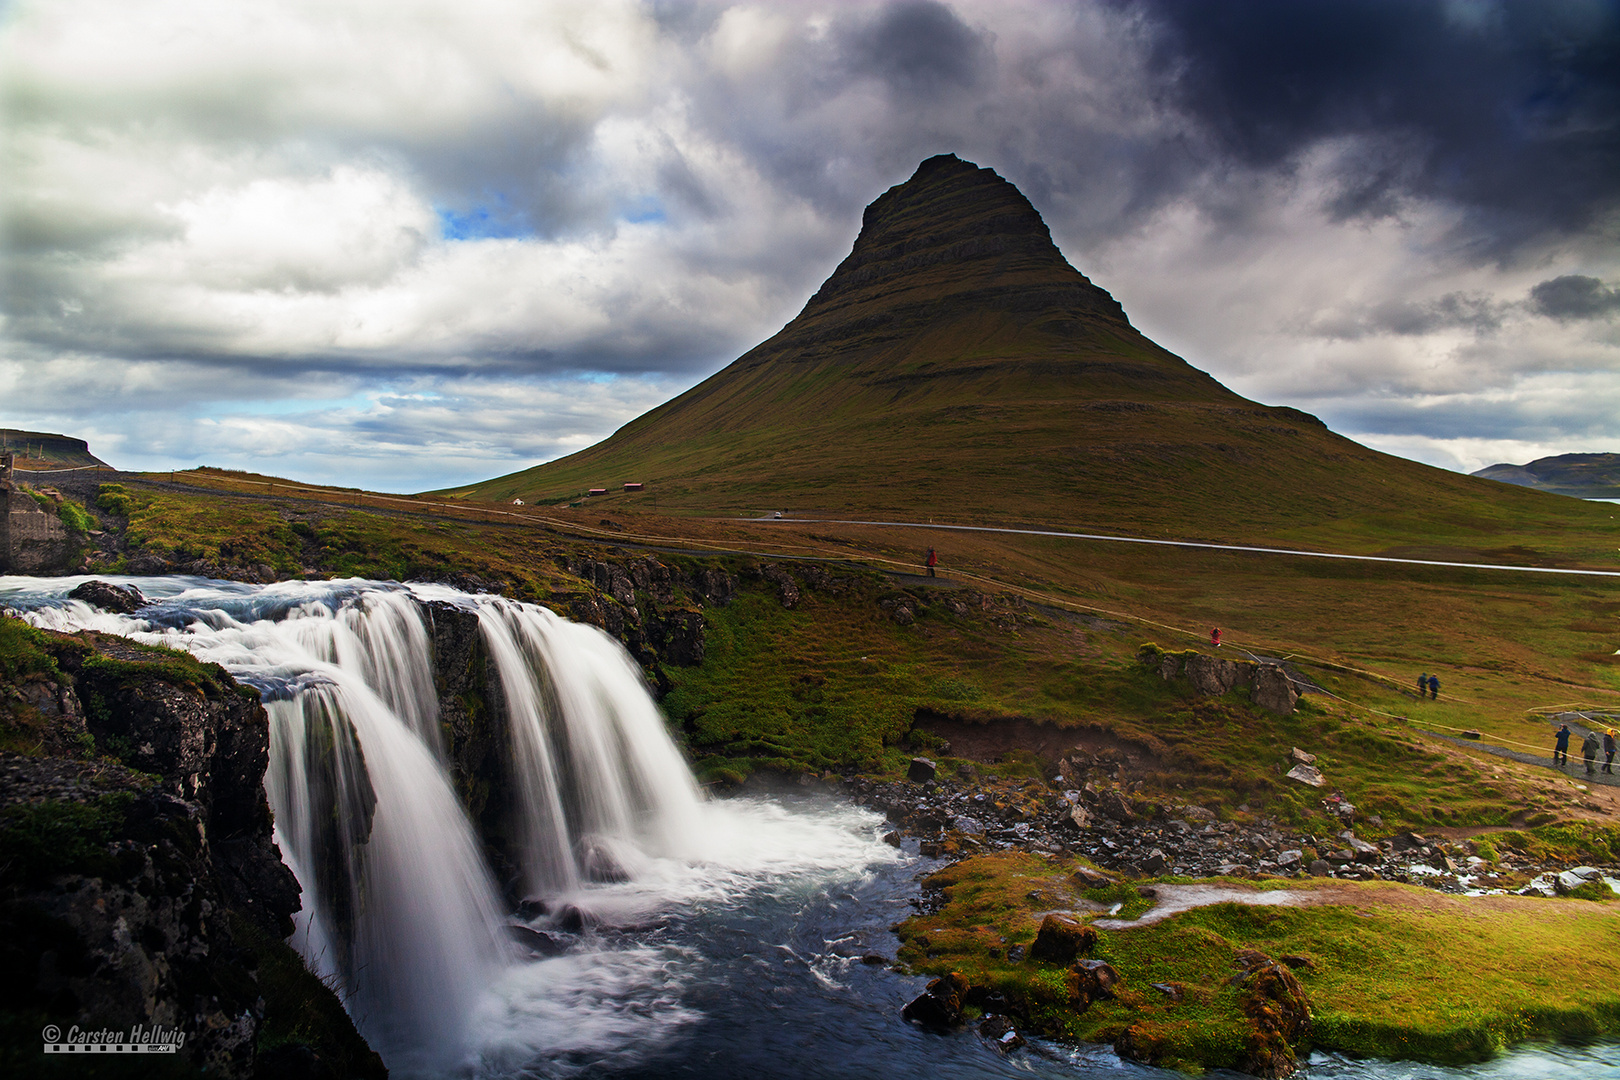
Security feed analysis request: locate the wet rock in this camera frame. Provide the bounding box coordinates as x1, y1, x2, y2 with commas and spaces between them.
978, 1014, 1025, 1052
68, 579, 147, 613
1028, 914, 1098, 965
506, 925, 566, 957
554, 904, 598, 933
882, 831, 902, 847
908, 757, 938, 783
901, 972, 971, 1029
1556, 870, 1588, 894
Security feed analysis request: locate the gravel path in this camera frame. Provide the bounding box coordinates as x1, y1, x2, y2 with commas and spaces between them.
1423, 715, 1620, 788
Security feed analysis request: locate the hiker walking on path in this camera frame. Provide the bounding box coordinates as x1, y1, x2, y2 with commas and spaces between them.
1605, 729, 1617, 775
1584, 730, 1601, 774
925, 547, 937, 578
1428, 674, 1440, 699
1554, 724, 1572, 766
1211, 627, 1221, 648
1418, 673, 1428, 698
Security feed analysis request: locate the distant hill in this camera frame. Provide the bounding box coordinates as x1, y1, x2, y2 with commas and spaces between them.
1472, 453, 1620, 498
452, 155, 1585, 542
1, 428, 108, 470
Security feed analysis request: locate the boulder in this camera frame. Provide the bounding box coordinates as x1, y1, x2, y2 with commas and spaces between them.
907, 757, 938, 783
1068, 803, 1093, 829
1096, 788, 1136, 823
1288, 747, 1316, 765
1184, 653, 1246, 696
1028, 914, 1099, 965
1138, 848, 1169, 875
1308, 859, 1333, 876
1070, 958, 1121, 1001
1252, 664, 1300, 715
978, 1015, 1026, 1053
1285, 764, 1325, 788
68, 579, 147, 614
1235, 956, 1312, 1078
901, 972, 971, 1029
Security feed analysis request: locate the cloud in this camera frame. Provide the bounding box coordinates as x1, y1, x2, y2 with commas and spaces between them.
1, 0, 1617, 491
1124, 0, 1620, 249
1530, 274, 1620, 320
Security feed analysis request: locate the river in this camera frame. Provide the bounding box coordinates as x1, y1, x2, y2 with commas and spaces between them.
3, 575, 1616, 1079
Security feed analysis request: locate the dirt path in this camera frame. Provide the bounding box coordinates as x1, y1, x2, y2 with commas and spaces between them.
1093, 880, 1613, 930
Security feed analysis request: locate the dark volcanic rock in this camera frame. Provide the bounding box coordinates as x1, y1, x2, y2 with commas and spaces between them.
901, 972, 971, 1029
0, 623, 380, 1079
68, 579, 147, 613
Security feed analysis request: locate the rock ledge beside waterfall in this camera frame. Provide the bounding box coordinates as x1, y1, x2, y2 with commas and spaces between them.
0, 615, 385, 1079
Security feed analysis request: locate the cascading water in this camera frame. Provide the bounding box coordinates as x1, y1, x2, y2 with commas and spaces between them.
16, 575, 1609, 1079
2, 576, 748, 1074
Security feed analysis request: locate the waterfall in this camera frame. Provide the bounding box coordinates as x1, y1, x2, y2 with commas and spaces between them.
4, 577, 711, 1073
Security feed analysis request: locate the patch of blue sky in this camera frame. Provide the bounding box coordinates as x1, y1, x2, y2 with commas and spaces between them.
437, 204, 535, 241
622, 195, 666, 225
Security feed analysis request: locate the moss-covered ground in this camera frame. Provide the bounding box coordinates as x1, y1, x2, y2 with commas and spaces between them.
900, 852, 1620, 1068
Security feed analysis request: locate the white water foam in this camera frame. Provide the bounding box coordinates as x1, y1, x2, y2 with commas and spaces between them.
2, 576, 901, 1077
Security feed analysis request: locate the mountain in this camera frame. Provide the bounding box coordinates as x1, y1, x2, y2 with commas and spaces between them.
455, 155, 1575, 540
1472, 453, 1620, 499
1, 428, 108, 470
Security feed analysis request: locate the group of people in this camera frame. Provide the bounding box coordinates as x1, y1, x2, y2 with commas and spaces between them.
1416, 672, 1441, 699
1554, 723, 1619, 775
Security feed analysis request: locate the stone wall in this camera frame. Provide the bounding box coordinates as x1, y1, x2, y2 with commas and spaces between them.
0, 456, 75, 573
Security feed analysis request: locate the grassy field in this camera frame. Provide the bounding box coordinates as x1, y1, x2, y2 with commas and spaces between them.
898, 852, 1620, 1069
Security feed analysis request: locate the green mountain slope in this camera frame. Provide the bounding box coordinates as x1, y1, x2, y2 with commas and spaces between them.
1473, 453, 1620, 498
454, 156, 1607, 549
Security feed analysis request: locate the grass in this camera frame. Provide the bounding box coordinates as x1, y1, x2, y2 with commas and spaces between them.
900, 853, 1620, 1067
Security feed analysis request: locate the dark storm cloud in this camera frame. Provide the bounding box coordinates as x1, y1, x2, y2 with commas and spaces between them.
1126, 0, 1620, 249
842, 1, 993, 96
1530, 274, 1620, 319
1311, 291, 1506, 340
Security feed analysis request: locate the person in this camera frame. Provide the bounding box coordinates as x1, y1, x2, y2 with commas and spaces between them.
925, 547, 937, 578
1584, 730, 1601, 774
1418, 673, 1427, 697
1428, 674, 1440, 700
1211, 627, 1222, 647
1554, 724, 1572, 766
1605, 728, 1617, 775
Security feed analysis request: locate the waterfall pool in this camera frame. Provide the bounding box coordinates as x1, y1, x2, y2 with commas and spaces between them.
5, 574, 1617, 1079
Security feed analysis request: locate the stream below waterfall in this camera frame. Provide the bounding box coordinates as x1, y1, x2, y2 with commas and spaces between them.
4, 575, 1618, 1080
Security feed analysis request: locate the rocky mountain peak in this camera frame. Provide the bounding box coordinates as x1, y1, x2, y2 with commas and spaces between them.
789, 153, 1129, 336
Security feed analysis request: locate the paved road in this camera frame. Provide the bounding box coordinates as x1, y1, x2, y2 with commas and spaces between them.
768, 517, 1620, 579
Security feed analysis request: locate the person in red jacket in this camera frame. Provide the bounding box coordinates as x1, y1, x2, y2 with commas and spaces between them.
925, 547, 937, 578
1211, 627, 1221, 648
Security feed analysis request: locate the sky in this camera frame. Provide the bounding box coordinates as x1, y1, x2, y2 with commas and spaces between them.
2, 0, 1617, 493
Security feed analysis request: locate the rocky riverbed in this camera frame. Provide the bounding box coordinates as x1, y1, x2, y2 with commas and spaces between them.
829, 752, 1620, 903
